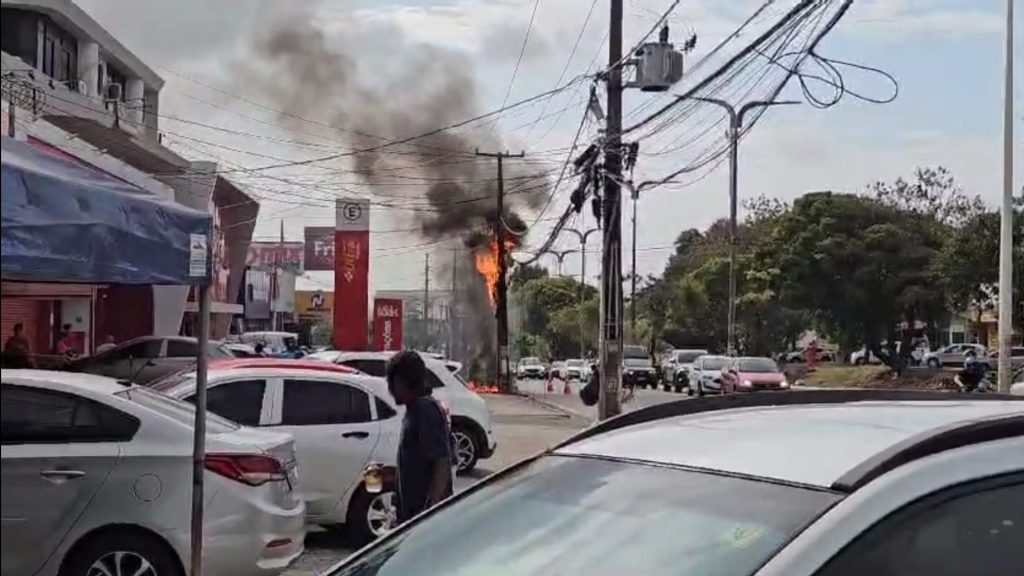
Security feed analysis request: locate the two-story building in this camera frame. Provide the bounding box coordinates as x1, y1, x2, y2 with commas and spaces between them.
1, 0, 257, 353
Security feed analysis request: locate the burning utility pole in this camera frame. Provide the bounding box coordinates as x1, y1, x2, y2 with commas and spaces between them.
476, 149, 524, 392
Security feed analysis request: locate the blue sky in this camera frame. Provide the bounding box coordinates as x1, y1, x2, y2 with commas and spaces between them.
76, 0, 1022, 290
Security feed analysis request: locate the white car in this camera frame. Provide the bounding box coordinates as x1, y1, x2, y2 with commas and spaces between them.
1, 370, 305, 576
689, 354, 730, 395
666, 349, 708, 392
151, 358, 401, 542
304, 351, 496, 474
561, 359, 588, 381
516, 357, 547, 379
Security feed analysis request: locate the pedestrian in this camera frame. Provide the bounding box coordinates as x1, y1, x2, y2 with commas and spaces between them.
3, 323, 33, 368
55, 324, 76, 357
96, 334, 117, 354
580, 366, 600, 406
254, 342, 267, 357
386, 350, 454, 523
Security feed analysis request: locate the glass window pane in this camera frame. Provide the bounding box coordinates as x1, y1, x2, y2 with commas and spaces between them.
190, 380, 266, 426
330, 456, 838, 576
1, 384, 139, 444
166, 339, 199, 358
282, 380, 371, 425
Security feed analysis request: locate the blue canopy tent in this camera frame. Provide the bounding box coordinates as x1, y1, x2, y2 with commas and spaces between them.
2, 135, 217, 573
1, 136, 211, 285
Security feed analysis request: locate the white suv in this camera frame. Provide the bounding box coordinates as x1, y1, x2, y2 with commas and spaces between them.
151, 359, 401, 542
309, 351, 496, 474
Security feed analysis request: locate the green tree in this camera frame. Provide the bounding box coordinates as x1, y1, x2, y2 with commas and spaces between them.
509, 263, 548, 290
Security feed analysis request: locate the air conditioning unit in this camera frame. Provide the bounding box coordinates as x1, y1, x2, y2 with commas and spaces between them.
104, 82, 122, 102
631, 42, 684, 92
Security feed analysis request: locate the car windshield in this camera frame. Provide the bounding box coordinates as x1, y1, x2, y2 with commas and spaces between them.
623, 345, 647, 359
148, 368, 196, 393
700, 356, 729, 370
567, 360, 583, 367
738, 358, 780, 373
117, 386, 239, 433
521, 357, 541, 365
331, 455, 838, 576
624, 357, 650, 367
676, 351, 706, 363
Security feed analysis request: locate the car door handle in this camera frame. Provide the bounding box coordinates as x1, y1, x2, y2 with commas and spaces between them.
342, 431, 370, 439
40, 469, 86, 483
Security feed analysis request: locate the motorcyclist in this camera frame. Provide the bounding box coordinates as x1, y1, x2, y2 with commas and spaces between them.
959, 349, 988, 392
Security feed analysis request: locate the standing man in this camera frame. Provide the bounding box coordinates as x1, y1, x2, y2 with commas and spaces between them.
385, 350, 454, 523
3, 323, 33, 368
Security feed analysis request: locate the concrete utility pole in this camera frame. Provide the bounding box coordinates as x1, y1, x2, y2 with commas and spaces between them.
694, 97, 798, 356
997, 0, 1015, 393
423, 253, 430, 349
565, 227, 601, 358
600, 0, 625, 419
476, 150, 524, 391
630, 183, 639, 334
449, 248, 457, 359
190, 283, 210, 576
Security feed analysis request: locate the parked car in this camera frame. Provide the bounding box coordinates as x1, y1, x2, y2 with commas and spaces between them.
850, 341, 930, 366
239, 331, 300, 354
306, 351, 496, 474
67, 335, 233, 385
323, 391, 1024, 576
778, 348, 837, 363
1, 370, 305, 576
690, 354, 730, 396
550, 360, 567, 380
922, 343, 989, 369
622, 345, 657, 389
721, 356, 789, 393
516, 357, 548, 379
150, 359, 399, 542
562, 358, 588, 381
222, 342, 262, 358
1012, 368, 1024, 396
665, 349, 708, 393
988, 346, 1024, 372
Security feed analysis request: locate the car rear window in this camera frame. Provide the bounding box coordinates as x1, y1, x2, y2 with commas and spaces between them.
739, 358, 780, 373
330, 455, 839, 576
118, 386, 239, 433
676, 351, 707, 363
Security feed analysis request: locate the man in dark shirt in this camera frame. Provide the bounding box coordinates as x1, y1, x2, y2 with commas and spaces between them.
386, 350, 454, 523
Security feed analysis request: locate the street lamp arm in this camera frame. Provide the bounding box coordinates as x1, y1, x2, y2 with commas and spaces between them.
737, 99, 801, 126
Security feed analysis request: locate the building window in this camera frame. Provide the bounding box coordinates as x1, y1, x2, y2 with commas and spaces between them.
0, 8, 39, 67
104, 66, 127, 101
39, 17, 77, 85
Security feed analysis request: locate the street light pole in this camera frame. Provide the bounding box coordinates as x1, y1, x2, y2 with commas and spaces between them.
566, 227, 600, 357
997, 0, 1014, 393
695, 97, 799, 356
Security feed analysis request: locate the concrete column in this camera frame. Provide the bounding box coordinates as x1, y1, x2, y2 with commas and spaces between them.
77, 42, 100, 97
125, 78, 145, 125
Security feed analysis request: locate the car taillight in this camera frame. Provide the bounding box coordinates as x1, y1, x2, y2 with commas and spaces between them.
205, 453, 286, 486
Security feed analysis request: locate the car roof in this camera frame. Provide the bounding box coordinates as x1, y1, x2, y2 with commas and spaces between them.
2, 369, 128, 396
557, 398, 1023, 489
209, 358, 359, 374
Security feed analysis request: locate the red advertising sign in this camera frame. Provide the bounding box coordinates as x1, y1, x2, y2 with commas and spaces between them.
246, 242, 304, 273
333, 198, 371, 351
304, 227, 335, 271
373, 298, 404, 352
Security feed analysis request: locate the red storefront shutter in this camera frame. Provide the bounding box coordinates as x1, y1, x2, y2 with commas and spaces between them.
1, 298, 47, 354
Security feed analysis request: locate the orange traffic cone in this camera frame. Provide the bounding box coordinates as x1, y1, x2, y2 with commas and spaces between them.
563, 380, 572, 395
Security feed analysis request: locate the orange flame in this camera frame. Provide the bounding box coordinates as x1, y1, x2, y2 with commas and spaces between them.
467, 380, 501, 394
474, 236, 514, 307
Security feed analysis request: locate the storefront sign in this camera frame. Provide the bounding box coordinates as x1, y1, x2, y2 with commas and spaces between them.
246, 242, 304, 273
334, 197, 370, 350
296, 290, 333, 323
304, 227, 335, 271
373, 298, 403, 352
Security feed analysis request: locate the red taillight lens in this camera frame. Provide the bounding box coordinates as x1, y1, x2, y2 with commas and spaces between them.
205, 454, 286, 486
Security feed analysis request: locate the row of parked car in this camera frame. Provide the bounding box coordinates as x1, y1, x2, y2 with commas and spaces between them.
1, 346, 496, 576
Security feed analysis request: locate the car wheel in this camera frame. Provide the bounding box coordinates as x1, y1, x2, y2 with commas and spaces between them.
452, 424, 480, 474
347, 486, 398, 545
927, 358, 940, 369
60, 530, 182, 576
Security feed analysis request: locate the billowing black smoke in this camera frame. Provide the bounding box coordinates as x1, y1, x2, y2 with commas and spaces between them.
235, 14, 550, 373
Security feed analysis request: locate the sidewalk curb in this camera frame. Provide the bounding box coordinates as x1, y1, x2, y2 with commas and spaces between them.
512, 391, 595, 422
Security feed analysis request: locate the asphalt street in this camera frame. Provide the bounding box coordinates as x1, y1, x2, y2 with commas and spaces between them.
282, 391, 590, 576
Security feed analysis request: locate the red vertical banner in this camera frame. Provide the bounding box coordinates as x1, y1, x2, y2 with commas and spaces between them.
334, 198, 370, 350
373, 298, 404, 351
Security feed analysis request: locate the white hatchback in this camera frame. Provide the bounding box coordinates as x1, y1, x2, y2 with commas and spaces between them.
151, 359, 403, 542
1, 370, 305, 576
308, 351, 497, 474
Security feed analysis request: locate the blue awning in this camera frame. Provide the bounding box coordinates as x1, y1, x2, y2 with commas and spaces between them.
1, 136, 211, 285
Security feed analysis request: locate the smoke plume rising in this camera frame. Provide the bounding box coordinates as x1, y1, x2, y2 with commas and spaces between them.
235, 12, 551, 372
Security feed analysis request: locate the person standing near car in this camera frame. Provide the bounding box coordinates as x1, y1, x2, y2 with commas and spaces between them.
386, 350, 454, 523
3, 323, 33, 368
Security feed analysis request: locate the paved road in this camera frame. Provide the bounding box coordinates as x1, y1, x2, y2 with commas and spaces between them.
282, 392, 589, 576
514, 377, 687, 421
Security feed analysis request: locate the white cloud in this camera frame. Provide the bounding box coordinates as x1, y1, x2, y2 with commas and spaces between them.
849, 0, 1003, 39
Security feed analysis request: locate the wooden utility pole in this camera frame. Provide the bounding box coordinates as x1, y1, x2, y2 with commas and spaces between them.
476, 149, 524, 391
599, 0, 624, 419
